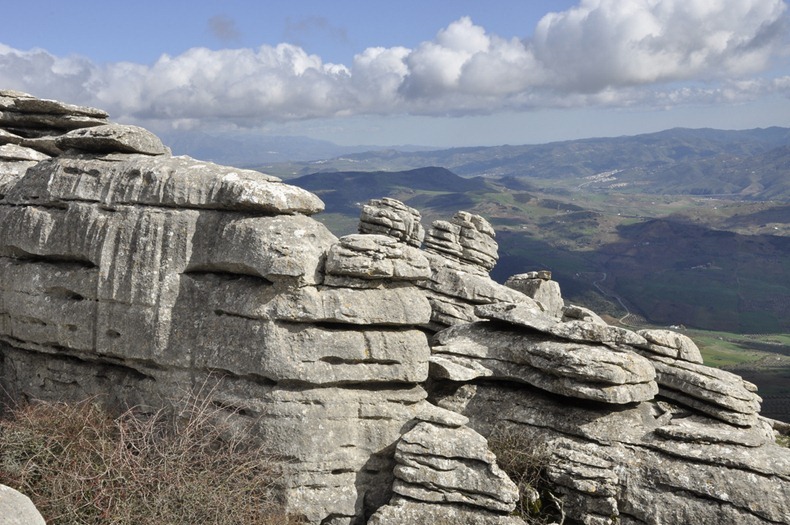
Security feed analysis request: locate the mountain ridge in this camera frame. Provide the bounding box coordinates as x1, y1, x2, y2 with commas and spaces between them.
256, 126, 790, 200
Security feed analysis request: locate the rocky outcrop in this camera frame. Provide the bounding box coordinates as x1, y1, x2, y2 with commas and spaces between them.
368, 421, 525, 525
0, 485, 46, 525
359, 197, 424, 247
1, 92, 789, 525
431, 322, 658, 404
505, 270, 565, 318
433, 383, 789, 525
0, 91, 429, 524
391, 421, 519, 512
424, 211, 499, 272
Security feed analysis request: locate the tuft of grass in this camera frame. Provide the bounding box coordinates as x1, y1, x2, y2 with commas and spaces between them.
0, 392, 301, 525
488, 426, 563, 524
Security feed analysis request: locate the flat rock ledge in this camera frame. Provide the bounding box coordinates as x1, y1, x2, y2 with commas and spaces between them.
56, 123, 169, 155
4, 153, 324, 215
432, 322, 658, 404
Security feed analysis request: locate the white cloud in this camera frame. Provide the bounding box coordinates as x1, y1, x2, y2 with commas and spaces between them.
0, 0, 787, 128
532, 0, 788, 90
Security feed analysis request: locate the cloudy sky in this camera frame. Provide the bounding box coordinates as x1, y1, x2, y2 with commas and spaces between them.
2, 0, 789, 147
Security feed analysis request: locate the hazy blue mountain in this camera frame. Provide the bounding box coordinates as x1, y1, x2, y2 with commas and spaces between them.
158, 130, 434, 167
261, 127, 790, 200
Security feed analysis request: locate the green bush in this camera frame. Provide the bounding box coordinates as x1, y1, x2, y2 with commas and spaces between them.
0, 392, 300, 524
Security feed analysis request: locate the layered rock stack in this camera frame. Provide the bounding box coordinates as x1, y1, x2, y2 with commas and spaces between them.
0, 91, 439, 523
1, 92, 789, 525
358, 197, 424, 247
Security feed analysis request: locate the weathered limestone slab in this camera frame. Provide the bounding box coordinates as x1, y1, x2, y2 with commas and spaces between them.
325, 234, 430, 281
634, 351, 762, 427
188, 212, 335, 285
392, 422, 519, 513
5, 154, 325, 214
56, 123, 169, 155
180, 274, 431, 326
476, 302, 648, 347
422, 254, 528, 305
505, 271, 565, 318
474, 301, 558, 332
267, 286, 431, 326
0, 143, 49, 162
562, 304, 608, 325
636, 329, 704, 363
359, 197, 424, 247
0, 90, 108, 118
424, 211, 498, 271
422, 289, 480, 327
167, 311, 431, 384
432, 322, 658, 404
548, 319, 648, 347
655, 415, 774, 447
0, 110, 107, 131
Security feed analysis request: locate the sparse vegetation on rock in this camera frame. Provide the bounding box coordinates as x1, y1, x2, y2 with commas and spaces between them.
0, 391, 296, 524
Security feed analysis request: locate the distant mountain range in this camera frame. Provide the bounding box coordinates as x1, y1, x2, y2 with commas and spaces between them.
262, 127, 790, 200
159, 130, 432, 166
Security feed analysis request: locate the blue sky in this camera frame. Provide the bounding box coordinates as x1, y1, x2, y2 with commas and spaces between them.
2, 0, 789, 147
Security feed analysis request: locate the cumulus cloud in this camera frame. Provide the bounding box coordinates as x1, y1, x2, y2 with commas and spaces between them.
532, 0, 788, 91
0, 0, 787, 128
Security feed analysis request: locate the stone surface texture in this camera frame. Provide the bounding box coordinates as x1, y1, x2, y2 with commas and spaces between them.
358, 197, 424, 247
1, 93, 788, 525
0, 485, 46, 525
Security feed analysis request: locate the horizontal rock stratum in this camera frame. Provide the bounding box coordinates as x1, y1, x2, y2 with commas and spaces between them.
1, 90, 788, 525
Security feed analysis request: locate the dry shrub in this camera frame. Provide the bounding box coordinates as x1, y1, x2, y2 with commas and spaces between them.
488, 425, 563, 524
0, 392, 301, 524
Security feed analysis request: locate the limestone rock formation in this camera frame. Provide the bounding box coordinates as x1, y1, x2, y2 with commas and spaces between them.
431, 321, 658, 405
55, 123, 169, 155
359, 197, 425, 247
0, 485, 46, 525
325, 234, 431, 284
1, 92, 789, 525
391, 422, 519, 512
424, 211, 498, 272
0, 91, 425, 524
505, 270, 565, 318
434, 384, 789, 525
